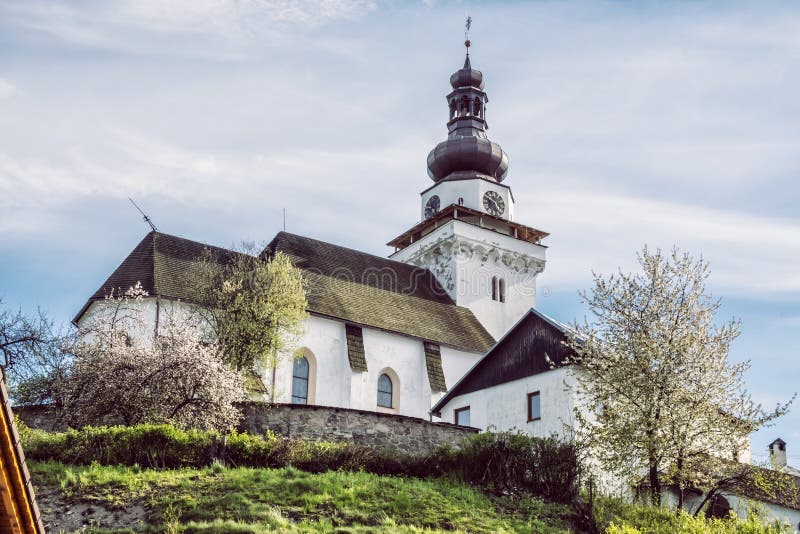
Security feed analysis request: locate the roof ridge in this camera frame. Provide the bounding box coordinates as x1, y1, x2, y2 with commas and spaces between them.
304, 270, 468, 312
272, 231, 434, 273
151, 230, 250, 257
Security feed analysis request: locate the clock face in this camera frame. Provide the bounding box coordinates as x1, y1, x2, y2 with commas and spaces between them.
425, 195, 441, 218
482, 191, 505, 217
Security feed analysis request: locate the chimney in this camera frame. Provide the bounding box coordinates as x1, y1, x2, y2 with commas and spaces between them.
769, 438, 787, 470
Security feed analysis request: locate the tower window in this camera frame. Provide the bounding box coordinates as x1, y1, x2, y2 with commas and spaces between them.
491, 276, 506, 302
458, 197, 464, 205
377, 373, 393, 408
473, 97, 482, 117
449, 99, 457, 119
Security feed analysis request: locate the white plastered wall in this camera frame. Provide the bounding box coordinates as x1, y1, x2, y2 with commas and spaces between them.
437, 367, 577, 435
268, 315, 483, 420
420, 179, 515, 221
391, 219, 545, 340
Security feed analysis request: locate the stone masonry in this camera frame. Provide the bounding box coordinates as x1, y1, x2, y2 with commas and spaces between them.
238, 402, 477, 455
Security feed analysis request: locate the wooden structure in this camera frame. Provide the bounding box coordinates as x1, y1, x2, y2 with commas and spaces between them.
0, 377, 44, 533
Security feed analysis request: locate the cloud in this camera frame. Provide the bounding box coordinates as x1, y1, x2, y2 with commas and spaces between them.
532, 188, 800, 296
0, 79, 15, 98
0, 127, 419, 239
1, 0, 378, 58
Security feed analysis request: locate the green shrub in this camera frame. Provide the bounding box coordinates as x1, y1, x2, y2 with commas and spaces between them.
20, 424, 580, 504
22, 423, 216, 468
596, 495, 792, 534
431, 432, 579, 503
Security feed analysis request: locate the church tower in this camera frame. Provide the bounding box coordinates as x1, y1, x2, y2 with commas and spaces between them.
388, 35, 548, 340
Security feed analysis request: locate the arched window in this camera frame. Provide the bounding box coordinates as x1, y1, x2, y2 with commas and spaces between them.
473, 97, 482, 117
491, 277, 506, 303
460, 96, 470, 116
449, 99, 457, 119
377, 373, 393, 408
292, 356, 310, 404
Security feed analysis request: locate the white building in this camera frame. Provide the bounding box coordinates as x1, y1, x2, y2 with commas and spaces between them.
73, 44, 549, 422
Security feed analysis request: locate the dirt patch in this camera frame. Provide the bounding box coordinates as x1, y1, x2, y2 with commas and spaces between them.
36, 487, 151, 532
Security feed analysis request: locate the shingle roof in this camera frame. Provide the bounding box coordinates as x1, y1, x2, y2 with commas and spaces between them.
431, 308, 574, 416
75, 231, 495, 353
73, 232, 243, 324
265, 233, 494, 353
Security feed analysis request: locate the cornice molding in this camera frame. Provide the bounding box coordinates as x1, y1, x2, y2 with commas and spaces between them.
404, 233, 546, 277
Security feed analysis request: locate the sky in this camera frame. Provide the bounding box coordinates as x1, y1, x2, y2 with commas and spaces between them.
1, 0, 798, 460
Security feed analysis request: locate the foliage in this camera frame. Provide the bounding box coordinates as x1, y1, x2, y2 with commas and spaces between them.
596, 494, 791, 534
29, 461, 575, 533
64, 284, 246, 431
22, 424, 578, 504
566, 247, 793, 507
435, 431, 580, 503
190, 247, 308, 379
0, 296, 72, 406
23, 423, 216, 468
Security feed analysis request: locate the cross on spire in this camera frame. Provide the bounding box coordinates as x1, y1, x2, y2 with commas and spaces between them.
464, 16, 472, 56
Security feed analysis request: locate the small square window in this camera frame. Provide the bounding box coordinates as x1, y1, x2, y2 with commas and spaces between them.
454, 406, 470, 427
527, 392, 541, 422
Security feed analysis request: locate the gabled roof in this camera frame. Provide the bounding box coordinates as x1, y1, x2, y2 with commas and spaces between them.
265, 233, 494, 352
431, 308, 574, 416
75, 231, 495, 353
73, 231, 244, 324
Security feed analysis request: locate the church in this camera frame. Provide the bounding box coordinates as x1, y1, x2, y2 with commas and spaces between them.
73, 39, 552, 423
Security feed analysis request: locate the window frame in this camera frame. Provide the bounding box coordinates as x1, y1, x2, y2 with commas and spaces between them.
527, 391, 541, 422
291, 356, 310, 405
377, 373, 393, 408
454, 406, 471, 427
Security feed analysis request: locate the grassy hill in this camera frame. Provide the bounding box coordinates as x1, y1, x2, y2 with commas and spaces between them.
31, 460, 575, 533
21, 424, 793, 533
30, 461, 792, 534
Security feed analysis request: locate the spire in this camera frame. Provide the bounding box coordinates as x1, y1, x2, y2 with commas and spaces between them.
464, 15, 472, 67
426, 21, 509, 184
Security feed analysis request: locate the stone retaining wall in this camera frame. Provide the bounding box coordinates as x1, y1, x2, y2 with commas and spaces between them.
16, 402, 478, 456
15, 404, 63, 432
239, 402, 478, 455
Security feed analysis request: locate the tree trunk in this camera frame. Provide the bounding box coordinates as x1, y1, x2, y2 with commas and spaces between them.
676, 454, 684, 511
649, 458, 661, 507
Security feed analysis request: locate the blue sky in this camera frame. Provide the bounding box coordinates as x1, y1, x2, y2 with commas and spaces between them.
1, 0, 798, 461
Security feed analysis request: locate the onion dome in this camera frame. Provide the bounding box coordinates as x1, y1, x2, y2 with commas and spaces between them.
450, 56, 484, 90
427, 42, 509, 183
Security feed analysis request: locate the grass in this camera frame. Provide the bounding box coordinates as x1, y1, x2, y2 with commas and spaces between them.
30, 461, 794, 533
30, 460, 574, 533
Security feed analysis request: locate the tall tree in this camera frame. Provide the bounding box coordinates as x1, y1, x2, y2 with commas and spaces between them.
0, 298, 71, 406
191, 246, 308, 392
567, 247, 793, 507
